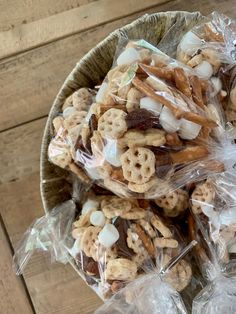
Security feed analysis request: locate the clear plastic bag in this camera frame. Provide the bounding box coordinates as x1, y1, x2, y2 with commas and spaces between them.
188, 171, 236, 313
177, 12, 236, 67
94, 240, 197, 314
70, 194, 195, 300
47, 87, 96, 186
189, 170, 236, 264
70, 38, 236, 199
189, 212, 236, 314
13, 200, 76, 275
176, 12, 236, 130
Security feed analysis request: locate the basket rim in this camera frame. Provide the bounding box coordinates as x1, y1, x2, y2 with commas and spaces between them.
40, 10, 202, 213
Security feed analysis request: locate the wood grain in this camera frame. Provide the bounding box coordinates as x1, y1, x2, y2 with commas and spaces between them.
1, 0, 236, 132
0, 173, 102, 314
0, 217, 33, 314
0, 0, 169, 60
0, 118, 47, 185
0, 3, 169, 132
0, 0, 94, 32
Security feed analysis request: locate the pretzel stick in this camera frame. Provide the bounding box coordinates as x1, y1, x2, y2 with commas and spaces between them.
189, 75, 205, 109
165, 133, 183, 146
140, 64, 174, 81
204, 24, 224, 42
174, 67, 192, 98
134, 224, 156, 257
188, 215, 209, 261
182, 111, 217, 128
132, 77, 218, 128
170, 146, 209, 164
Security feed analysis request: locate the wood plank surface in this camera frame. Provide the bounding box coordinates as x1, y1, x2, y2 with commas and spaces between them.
0, 2, 170, 132
0, 0, 169, 60
0, 0, 94, 32
1, 0, 236, 132
0, 217, 33, 314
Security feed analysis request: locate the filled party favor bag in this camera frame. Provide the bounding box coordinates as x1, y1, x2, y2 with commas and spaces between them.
70, 195, 194, 299
60, 38, 235, 198
188, 169, 236, 313
13, 196, 196, 306
176, 12, 236, 128
189, 211, 236, 314
189, 171, 236, 263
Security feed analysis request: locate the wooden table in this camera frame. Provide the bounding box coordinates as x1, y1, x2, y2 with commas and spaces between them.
0, 1, 235, 313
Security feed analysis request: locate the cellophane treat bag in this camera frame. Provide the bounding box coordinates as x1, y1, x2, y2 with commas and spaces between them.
48, 37, 236, 199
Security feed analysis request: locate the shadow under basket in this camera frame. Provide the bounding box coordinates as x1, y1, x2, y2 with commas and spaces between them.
40, 11, 204, 213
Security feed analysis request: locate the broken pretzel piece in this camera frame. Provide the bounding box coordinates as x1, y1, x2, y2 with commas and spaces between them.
189, 75, 205, 109
204, 24, 224, 42
170, 146, 209, 164
140, 64, 174, 81
134, 223, 156, 257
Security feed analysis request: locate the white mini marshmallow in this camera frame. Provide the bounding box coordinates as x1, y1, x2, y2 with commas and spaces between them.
117, 48, 140, 66
63, 106, 77, 119
211, 77, 222, 96
178, 119, 202, 140
159, 106, 181, 133
96, 82, 108, 104
195, 61, 213, 80
103, 140, 123, 167
90, 211, 106, 227
98, 224, 119, 248
82, 199, 99, 215
180, 31, 202, 55
140, 96, 163, 115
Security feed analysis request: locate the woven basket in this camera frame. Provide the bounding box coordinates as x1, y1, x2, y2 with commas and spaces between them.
40, 11, 204, 213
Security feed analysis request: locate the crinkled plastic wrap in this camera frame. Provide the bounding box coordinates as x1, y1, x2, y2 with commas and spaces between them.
13, 200, 76, 275
94, 240, 197, 314
70, 194, 195, 300
48, 38, 236, 199
188, 171, 236, 314
189, 171, 236, 263
95, 274, 187, 314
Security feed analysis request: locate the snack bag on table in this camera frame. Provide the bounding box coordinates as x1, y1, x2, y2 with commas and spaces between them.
71, 194, 194, 301
57, 38, 233, 198
176, 11, 236, 128
188, 170, 236, 313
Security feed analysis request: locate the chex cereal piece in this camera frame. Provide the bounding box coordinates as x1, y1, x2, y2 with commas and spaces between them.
98, 108, 127, 139
121, 147, 155, 184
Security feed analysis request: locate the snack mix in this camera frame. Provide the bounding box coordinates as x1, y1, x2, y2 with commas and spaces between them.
22, 11, 236, 313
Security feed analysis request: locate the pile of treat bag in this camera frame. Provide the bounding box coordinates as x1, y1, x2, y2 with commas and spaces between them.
14, 12, 236, 313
